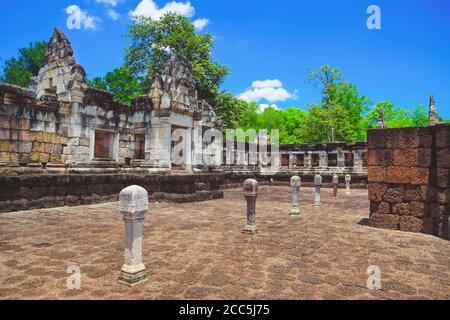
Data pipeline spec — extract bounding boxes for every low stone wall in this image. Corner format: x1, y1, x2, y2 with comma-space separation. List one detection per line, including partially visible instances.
0, 173, 224, 213
367, 124, 450, 239
222, 170, 368, 189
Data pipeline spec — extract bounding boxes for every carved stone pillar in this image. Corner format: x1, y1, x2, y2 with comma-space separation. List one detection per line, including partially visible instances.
290, 176, 301, 216
243, 179, 258, 234
118, 185, 149, 286
345, 174, 351, 195
333, 174, 339, 197
314, 174, 322, 207
319, 151, 328, 168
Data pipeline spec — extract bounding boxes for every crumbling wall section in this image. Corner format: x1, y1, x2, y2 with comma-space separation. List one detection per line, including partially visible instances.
0, 84, 65, 168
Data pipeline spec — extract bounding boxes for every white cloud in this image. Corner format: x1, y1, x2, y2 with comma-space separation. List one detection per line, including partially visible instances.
193, 18, 209, 31
66, 5, 102, 30
96, 0, 121, 6
107, 8, 121, 20
252, 79, 282, 89
238, 79, 295, 103
129, 0, 195, 20
258, 104, 280, 113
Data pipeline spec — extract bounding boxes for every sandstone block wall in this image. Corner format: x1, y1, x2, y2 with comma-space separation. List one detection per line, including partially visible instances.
367, 124, 450, 239
0, 173, 224, 213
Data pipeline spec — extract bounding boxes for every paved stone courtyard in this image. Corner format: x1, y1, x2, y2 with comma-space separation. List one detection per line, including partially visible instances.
0, 187, 449, 300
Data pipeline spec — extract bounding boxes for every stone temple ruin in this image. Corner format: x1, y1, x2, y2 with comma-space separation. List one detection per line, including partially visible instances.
0, 28, 369, 213
1, 24, 449, 301
1, 28, 447, 241
4, 28, 223, 173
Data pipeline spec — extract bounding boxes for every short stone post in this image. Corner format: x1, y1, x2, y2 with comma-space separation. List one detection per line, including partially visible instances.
118, 185, 149, 286
332, 174, 339, 197
314, 174, 322, 207
243, 179, 258, 234
290, 176, 301, 216
345, 174, 351, 195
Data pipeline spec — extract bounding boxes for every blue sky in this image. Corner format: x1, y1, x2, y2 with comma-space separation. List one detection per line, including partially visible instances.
0, 0, 449, 118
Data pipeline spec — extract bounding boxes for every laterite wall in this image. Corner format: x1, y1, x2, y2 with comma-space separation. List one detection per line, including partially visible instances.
367, 124, 450, 239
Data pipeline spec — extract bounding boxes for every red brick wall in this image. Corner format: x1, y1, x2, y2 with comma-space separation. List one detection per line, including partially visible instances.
367, 124, 450, 239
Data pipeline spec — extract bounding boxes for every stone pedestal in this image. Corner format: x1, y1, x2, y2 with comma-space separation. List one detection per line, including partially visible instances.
314, 174, 322, 207
118, 185, 149, 286
290, 176, 301, 216
243, 179, 258, 234
333, 174, 339, 197
345, 174, 351, 195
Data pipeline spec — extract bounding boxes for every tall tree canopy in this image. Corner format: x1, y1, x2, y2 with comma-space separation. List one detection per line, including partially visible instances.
299, 66, 371, 144
87, 67, 144, 105
124, 13, 229, 104
0, 41, 47, 88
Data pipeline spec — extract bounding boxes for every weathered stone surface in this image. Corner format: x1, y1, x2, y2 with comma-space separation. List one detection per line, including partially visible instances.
437, 169, 449, 188
368, 183, 388, 202
386, 128, 421, 149
119, 185, 149, 213
404, 186, 429, 202
368, 125, 450, 239
392, 203, 410, 216
393, 148, 431, 167
369, 213, 400, 230
367, 129, 387, 149
368, 166, 386, 182
410, 201, 426, 218
0, 140, 9, 152
383, 187, 405, 203
399, 216, 423, 233
437, 148, 450, 169
386, 167, 429, 185
370, 202, 391, 215
367, 149, 393, 167
0, 129, 10, 140
437, 190, 450, 204
436, 123, 450, 149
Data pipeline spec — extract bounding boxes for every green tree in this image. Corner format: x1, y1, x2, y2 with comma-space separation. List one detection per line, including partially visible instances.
125, 13, 229, 105
88, 67, 144, 105
301, 66, 370, 143
308, 64, 343, 105
0, 41, 47, 87
365, 102, 429, 128
210, 91, 250, 129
